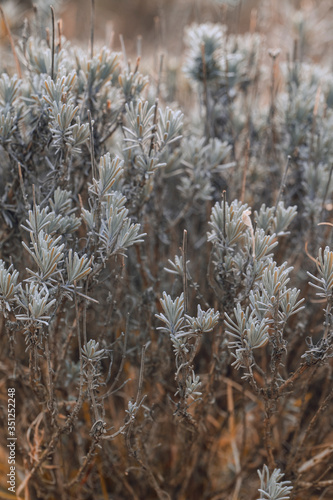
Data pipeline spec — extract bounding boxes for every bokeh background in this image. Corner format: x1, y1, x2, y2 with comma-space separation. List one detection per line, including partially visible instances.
2, 0, 333, 78
1, 0, 260, 51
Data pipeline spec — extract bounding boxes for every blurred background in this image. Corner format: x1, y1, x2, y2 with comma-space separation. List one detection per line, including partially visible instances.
1, 0, 333, 131
1, 0, 261, 54
1, 0, 333, 67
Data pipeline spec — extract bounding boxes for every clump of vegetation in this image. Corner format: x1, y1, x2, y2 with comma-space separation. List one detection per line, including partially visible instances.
0, 1, 333, 499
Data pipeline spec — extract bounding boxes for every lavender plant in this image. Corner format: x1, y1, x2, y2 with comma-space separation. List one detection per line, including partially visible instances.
0, 1, 333, 499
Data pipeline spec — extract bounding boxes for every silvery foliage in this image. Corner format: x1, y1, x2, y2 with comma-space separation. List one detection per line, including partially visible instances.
207, 199, 298, 305
122, 99, 183, 177
257, 465, 293, 500
183, 22, 262, 97
43, 73, 91, 155
22, 35, 65, 77
182, 21, 333, 233
226, 259, 304, 374
156, 292, 219, 402
10, 150, 145, 340
125, 400, 141, 422
17, 32, 173, 186
0, 73, 20, 145
207, 198, 304, 374
164, 255, 190, 277
2, 31, 183, 201
308, 246, 333, 298
82, 339, 107, 390
82, 339, 106, 364
21, 190, 80, 237
0, 111, 16, 143
186, 304, 220, 334
177, 136, 236, 204
306, 246, 333, 361
255, 203, 298, 237
18, 148, 145, 308
18, 49, 91, 162
66, 250, 92, 285
183, 370, 202, 400
183, 23, 226, 84
156, 292, 219, 339
21, 187, 89, 287
279, 62, 333, 219
164, 197, 303, 377
89, 154, 123, 197
16, 282, 56, 327
283, 62, 325, 150
118, 67, 149, 101
0, 260, 19, 307
17, 188, 92, 328
0, 31, 185, 343
83, 152, 146, 257
22, 230, 65, 282
77, 47, 120, 97
225, 303, 270, 368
